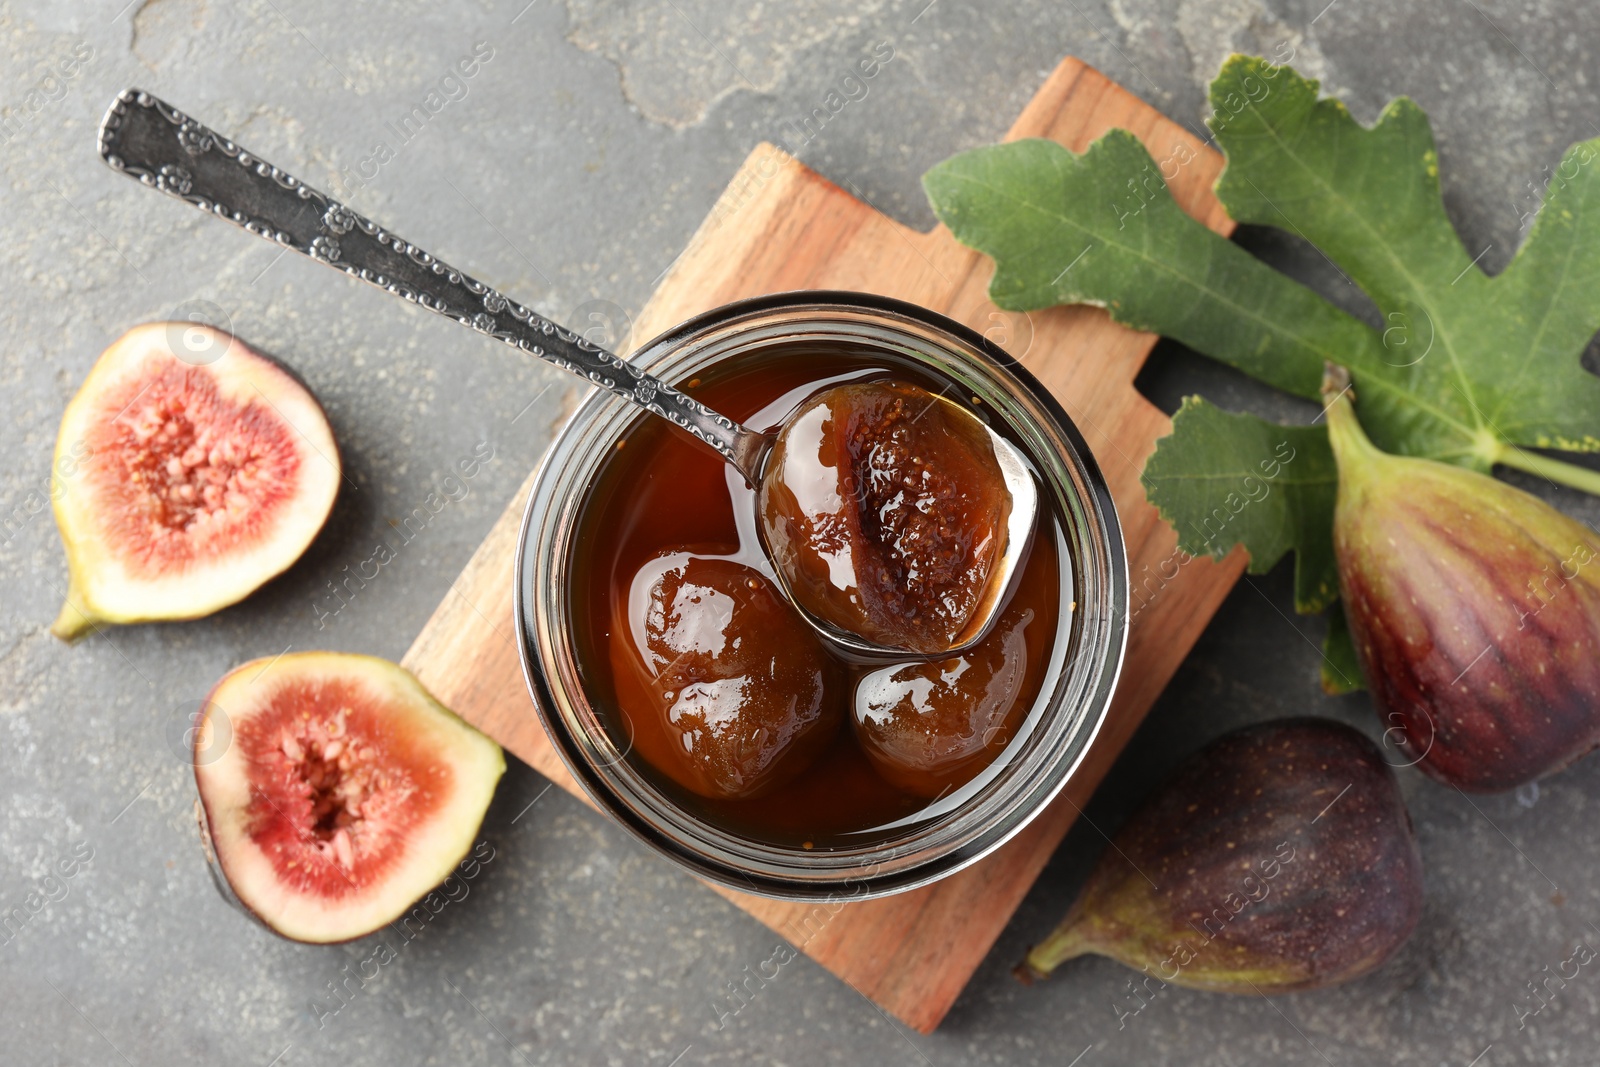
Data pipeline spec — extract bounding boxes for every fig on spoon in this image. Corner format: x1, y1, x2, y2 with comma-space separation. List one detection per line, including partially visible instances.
759, 380, 1034, 656
97, 89, 1035, 659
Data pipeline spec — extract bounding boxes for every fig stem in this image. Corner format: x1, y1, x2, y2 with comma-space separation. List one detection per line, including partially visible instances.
1496, 445, 1600, 497
1320, 367, 1381, 471
49, 597, 95, 642
1020, 911, 1097, 979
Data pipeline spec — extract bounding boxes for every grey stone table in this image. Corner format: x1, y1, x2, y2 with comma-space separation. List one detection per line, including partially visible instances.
3, 1, 1598, 1063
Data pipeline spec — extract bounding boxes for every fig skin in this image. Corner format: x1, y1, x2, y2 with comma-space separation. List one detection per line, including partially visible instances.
1325, 370, 1600, 792
50, 323, 340, 640
1022, 718, 1423, 994
194, 652, 504, 944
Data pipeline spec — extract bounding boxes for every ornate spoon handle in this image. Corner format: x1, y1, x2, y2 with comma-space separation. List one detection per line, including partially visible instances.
96, 89, 765, 480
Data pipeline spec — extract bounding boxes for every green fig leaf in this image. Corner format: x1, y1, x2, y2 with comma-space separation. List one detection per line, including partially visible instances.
920, 130, 1378, 401
1320, 600, 1364, 695
1141, 398, 1339, 613
924, 53, 1600, 621
1209, 56, 1600, 463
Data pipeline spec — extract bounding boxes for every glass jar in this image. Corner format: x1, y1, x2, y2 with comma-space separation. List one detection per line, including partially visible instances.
515, 292, 1127, 900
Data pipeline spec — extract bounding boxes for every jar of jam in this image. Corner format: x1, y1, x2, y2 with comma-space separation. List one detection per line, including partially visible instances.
516, 292, 1126, 899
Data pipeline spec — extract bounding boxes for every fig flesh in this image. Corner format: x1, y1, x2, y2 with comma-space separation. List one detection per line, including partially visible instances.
50, 323, 340, 640
194, 652, 504, 944
1325, 371, 1600, 791
758, 381, 1012, 656
609, 550, 842, 800
1022, 718, 1423, 994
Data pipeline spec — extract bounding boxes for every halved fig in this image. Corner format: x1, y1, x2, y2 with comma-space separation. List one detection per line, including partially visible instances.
194, 652, 505, 943
50, 322, 340, 640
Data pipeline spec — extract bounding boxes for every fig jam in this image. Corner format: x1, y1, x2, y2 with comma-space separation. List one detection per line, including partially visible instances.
569, 342, 1069, 848
609, 552, 842, 800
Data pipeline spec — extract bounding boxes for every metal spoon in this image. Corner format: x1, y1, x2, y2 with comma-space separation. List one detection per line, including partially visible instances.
95, 89, 1036, 658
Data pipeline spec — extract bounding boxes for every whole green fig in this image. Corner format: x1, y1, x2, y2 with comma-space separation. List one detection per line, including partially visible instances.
1325, 367, 1600, 791
1021, 718, 1422, 994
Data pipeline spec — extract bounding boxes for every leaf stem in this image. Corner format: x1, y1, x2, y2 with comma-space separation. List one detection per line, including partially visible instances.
1496, 447, 1600, 497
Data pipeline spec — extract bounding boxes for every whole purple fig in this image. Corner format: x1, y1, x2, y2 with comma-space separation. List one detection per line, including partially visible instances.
1324, 367, 1600, 792
1021, 718, 1423, 995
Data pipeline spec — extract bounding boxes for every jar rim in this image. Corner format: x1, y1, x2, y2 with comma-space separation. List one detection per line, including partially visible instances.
514, 290, 1128, 900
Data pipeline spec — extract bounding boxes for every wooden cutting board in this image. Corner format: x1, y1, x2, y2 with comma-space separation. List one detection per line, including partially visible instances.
401, 57, 1246, 1033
